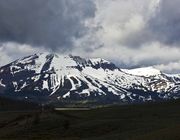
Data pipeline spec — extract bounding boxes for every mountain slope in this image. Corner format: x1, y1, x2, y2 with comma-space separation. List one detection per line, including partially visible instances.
0, 53, 180, 104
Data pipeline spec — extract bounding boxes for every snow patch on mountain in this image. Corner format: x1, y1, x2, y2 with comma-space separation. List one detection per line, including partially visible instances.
122, 67, 161, 77
0, 79, 5, 87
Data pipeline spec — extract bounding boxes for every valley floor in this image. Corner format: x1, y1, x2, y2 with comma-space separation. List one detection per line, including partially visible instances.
0, 100, 180, 140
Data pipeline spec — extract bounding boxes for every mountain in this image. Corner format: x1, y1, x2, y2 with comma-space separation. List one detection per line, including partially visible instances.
0, 53, 180, 105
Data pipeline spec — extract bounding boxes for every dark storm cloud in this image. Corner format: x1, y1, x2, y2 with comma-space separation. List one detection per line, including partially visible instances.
0, 0, 96, 50
148, 0, 180, 46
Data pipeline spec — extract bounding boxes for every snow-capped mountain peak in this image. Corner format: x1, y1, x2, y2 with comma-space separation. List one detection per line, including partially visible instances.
122, 67, 161, 77
0, 53, 180, 105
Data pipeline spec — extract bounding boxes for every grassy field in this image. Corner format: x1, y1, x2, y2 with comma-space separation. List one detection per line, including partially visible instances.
0, 100, 180, 140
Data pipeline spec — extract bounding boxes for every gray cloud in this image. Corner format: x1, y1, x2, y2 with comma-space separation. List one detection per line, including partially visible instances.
71, 0, 180, 73
1, 0, 180, 74
0, 0, 96, 51
118, 0, 180, 48
148, 0, 180, 46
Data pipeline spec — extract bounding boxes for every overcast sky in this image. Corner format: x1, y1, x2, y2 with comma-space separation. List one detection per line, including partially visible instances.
0, 0, 180, 73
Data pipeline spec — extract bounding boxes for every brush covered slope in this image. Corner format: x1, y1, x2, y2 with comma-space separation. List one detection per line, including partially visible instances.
0, 53, 180, 104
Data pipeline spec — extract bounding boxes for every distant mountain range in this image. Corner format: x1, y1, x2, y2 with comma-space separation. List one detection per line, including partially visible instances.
0, 53, 180, 105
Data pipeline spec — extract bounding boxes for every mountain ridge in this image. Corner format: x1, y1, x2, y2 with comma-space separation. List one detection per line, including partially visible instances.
0, 53, 180, 105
